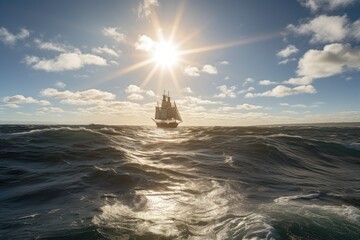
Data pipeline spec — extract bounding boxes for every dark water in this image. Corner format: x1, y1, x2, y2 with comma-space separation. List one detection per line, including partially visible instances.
0, 124, 359, 240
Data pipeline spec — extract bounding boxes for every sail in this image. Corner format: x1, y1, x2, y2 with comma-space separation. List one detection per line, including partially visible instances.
155, 106, 161, 119
173, 102, 182, 121
153, 92, 183, 127
160, 108, 167, 119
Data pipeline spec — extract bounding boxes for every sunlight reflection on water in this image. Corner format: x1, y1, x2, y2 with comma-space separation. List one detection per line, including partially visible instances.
92, 128, 278, 239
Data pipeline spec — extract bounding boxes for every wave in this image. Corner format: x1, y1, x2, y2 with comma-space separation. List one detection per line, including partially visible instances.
1, 125, 360, 239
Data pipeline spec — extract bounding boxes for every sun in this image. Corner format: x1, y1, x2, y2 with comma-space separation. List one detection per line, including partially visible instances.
102, 2, 277, 90
152, 41, 179, 68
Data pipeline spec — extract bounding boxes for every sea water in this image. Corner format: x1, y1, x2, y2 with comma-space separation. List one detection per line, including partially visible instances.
0, 124, 359, 239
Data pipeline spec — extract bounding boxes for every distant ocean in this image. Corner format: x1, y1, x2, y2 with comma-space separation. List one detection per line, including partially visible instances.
0, 124, 359, 239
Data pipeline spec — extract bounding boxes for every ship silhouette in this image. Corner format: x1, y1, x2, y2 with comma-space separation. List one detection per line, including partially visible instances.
152, 91, 182, 128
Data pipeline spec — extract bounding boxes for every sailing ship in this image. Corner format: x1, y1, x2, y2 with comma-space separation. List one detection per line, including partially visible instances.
152, 91, 182, 128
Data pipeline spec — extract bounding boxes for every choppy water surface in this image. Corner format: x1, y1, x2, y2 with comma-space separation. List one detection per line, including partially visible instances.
0, 124, 359, 239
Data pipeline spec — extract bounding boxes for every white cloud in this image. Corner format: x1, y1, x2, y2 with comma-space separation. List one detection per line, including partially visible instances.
298, 0, 355, 11
352, 20, 360, 41
135, 34, 155, 52
224, 76, 230, 80
177, 96, 222, 106
220, 60, 229, 65
3, 103, 20, 108
40, 88, 115, 105
125, 84, 143, 94
34, 38, 68, 52
243, 77, 254, 86
283, 76, 313, 85
3, 95, 50, 107
146, 90, 155, 97
137, 0, 159, 19
238, 86, 255, 94
124, 84, 155, 99
102, 27, 125, 42
202, 64, 218, 74
282, 110, 300, 115
0, 27, 29, 45
236, 104, 263, 110
278, 58, 297, 65
38, 107, 64, 113
24, 50, 107, 72
55, 81, 66, 89
127, 93, 144, 101
245, 85, 316, 98
110, 60, 119, 65
182, 87, 193, 94
92, 45, 120, 57
259, 80, 277, 85
287, 15, 350, 43
277, 45, 299, 58
297, 43, 360, 79
280, 103, 311, 108
215, 85, 236, 98
184, 65, 200, 77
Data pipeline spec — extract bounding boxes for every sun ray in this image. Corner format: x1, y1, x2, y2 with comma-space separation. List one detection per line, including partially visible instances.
169, 68, 180, 92
141, 64, 160, 88
150, 10, 164, 42
179, 32, 280, 56
157, 67, 165, 94
100, 58, 155, 85
176, 28, 201, 48
170, 0, 186, 43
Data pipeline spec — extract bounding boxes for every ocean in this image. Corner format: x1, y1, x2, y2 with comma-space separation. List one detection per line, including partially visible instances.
0, 124, 359, 239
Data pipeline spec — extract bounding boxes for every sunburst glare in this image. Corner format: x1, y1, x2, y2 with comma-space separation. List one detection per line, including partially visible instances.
152, 41, 179, 68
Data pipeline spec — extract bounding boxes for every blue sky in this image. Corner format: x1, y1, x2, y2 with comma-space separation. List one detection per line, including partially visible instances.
0, 0, 359, 125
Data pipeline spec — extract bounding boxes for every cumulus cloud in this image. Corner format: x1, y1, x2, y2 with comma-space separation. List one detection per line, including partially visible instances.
243, 77, 254, 86
3, 95, 50, 108
24, 50, 107, 72
182, 87, 193, 94
277, 45, 299, 58
220, 60, 229, 65
40, 88, 115, 105
34, 38, 69, 52
236, 104, 263, 110
245, 85, 316, 98
125, 84, 143, 94
102, 27, 125, 42
177, 96, 222, 106
0, 27, 29, 45
124, 84, 155, 99
38, 107, 64, 113
297, 43, 360, 79
352, 20, 360, 41
283, 76, 313, 85
280, 102, 320, 108
278, 58, 297, 65
202, 64, 218, 74
238, 86, 255, 94
298, 0, 355, 11
137, 0, 159, 19
55, 81, 66, 89
184, 65, 200, 77
127, 93, 144, 101
146, 90, 155, 97
215, 85, 236, 98
135, 34, 155, 52
287, 15, 356, 43
92, 45, 120, 57
259, 80, 277, 85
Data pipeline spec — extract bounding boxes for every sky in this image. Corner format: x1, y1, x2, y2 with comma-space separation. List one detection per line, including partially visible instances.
0, 0, 359, 126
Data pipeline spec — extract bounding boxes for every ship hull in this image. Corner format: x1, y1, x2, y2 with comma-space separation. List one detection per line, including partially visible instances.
156, 121, 179, 128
